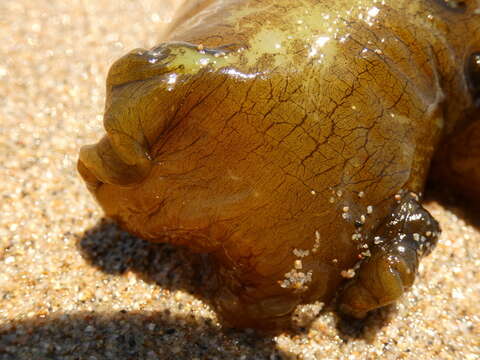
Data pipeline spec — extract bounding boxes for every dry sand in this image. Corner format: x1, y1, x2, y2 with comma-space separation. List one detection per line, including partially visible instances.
0, 0, 478, 359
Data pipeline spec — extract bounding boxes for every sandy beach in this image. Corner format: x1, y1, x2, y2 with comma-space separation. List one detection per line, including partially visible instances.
0, 0, 478, 358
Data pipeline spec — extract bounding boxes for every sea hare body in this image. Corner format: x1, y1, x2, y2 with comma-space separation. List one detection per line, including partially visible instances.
78, 0, 480, 329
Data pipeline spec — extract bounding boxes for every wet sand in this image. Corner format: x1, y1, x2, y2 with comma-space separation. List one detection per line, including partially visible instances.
0, 0, 478, 358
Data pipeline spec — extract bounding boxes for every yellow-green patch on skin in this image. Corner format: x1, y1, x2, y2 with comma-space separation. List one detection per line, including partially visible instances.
159, 43, 236, 74
246, 28, 288, 68
236, 2, 344, 69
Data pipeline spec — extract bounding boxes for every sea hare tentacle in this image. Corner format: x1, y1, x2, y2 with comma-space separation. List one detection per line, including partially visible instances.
338, 192, 440, 318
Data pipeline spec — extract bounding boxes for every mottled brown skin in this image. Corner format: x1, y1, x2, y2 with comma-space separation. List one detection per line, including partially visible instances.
78, 0, 480, 329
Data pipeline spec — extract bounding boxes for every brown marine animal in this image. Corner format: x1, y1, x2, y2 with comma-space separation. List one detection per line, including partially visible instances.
78, 0, 480, 329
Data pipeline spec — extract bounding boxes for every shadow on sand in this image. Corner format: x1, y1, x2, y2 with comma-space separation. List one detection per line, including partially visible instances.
0, 309, 284, 359
0, 221, 285, 359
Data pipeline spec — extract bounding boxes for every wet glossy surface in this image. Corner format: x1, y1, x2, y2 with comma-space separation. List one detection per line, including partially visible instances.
78, 0, 480, 329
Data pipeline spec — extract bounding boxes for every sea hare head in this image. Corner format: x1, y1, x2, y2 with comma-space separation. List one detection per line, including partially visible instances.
79, 0, 480, 329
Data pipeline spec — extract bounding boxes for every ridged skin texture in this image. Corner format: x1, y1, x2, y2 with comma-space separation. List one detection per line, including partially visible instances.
78, 0, 480, 329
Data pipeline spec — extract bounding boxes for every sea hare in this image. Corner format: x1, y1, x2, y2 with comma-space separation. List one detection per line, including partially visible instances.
78, 0, 480, 329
